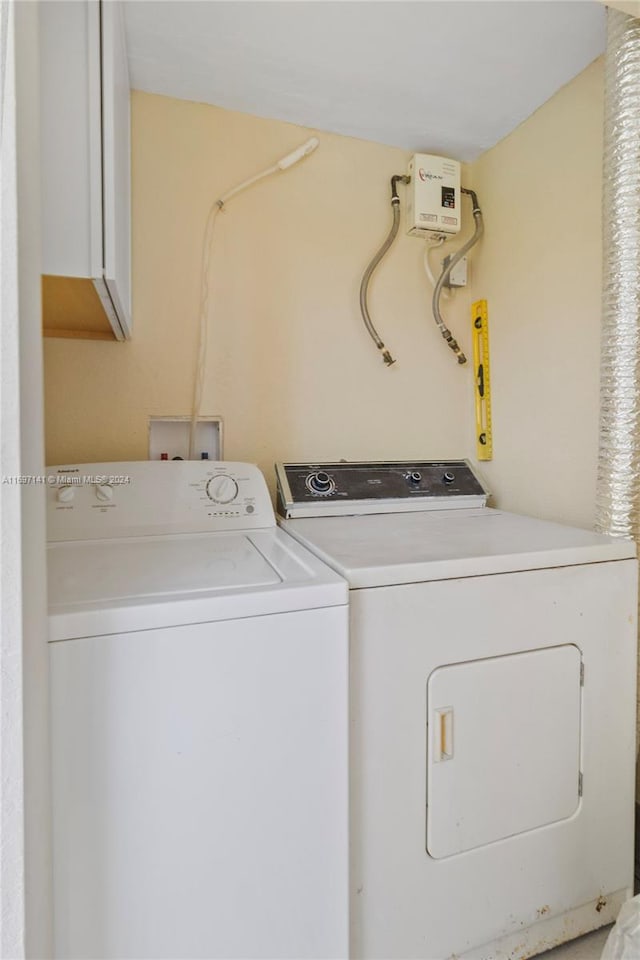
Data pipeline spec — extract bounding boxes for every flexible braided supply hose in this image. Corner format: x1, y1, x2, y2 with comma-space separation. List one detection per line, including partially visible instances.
359, 175, 409, 366
431, 189, 484, 365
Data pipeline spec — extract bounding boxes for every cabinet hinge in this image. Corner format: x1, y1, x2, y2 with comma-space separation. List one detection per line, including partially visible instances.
578, 772, 584, 797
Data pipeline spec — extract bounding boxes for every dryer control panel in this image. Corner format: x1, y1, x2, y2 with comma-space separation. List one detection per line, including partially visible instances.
276, 460, 488, 518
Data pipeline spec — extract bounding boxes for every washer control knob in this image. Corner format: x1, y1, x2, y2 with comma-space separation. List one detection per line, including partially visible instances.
407, 471, 422, 484
95, 483, 114, 502
306, 471, 335, 495
443, 471, 456, 484
56, 484, 75, 503
207, 475, 239, 504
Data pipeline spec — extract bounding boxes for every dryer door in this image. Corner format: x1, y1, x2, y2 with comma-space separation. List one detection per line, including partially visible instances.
426, 644, 582, 859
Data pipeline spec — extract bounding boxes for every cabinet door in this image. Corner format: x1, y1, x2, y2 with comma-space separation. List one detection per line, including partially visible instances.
101, 0, 132, 338
40, 0, 103, 279
426, 644, 582, 859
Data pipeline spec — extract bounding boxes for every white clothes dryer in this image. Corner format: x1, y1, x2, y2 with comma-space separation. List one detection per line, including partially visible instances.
47, 461, 349, 960
276, 459, 638, 960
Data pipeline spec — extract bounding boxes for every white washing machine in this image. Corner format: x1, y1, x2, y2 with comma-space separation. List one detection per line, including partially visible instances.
46, 461, 349, 960
276, 459, 638, 960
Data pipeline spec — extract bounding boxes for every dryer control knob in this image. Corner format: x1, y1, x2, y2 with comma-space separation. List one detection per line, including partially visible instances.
306, 471, 335, 495
207, 475, 239, 504
95, 483, 114, 502
56, 484, 75, 503
407, 471, 422, 484
443, 472, 456, 484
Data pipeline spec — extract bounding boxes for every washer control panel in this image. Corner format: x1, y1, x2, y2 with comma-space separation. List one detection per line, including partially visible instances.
47, 461, 275, 541
276, 460, 488, 518
207, 474, 239, 504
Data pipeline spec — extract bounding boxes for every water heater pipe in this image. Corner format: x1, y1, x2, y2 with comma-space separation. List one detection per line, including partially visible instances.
359, 174, 410, 366
431, 188, 484, 365
189, 138, 319, 459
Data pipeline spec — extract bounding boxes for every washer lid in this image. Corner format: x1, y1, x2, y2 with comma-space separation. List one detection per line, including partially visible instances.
280, 508, 637, 588
48, 528, 347, 641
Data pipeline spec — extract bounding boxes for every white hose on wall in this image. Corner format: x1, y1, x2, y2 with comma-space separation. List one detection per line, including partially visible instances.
188, 137, 319, 459
596, 8, 640, 540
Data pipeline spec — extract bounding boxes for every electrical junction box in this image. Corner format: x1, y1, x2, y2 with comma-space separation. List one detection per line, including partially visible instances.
406, 154, 461, 239
443, 254, 468, 288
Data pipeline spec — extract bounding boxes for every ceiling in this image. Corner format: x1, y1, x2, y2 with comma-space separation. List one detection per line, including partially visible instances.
124, 1, 606, 162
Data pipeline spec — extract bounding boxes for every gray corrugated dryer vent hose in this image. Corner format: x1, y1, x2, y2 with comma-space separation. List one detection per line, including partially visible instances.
596, 8, 640, 797
596, 8, 640, 542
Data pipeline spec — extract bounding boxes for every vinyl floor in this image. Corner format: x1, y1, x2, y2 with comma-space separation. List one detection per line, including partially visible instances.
533, 925, 611, 960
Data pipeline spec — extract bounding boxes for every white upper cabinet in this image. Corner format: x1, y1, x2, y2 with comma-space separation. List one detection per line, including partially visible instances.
101, 1, 131, 334
40, 0, 131, 340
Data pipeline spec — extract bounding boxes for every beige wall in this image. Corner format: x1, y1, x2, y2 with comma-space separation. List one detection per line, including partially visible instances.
599, 1, 640, 18
44, 60, 604, 523
471, 57, 604, 529
44, 93, 476, 489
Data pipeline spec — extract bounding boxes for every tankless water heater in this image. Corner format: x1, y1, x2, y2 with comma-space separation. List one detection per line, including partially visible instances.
406, 153, 461, 239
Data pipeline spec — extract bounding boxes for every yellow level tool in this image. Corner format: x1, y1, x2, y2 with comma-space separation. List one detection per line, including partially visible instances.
472, 299, 493, 461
